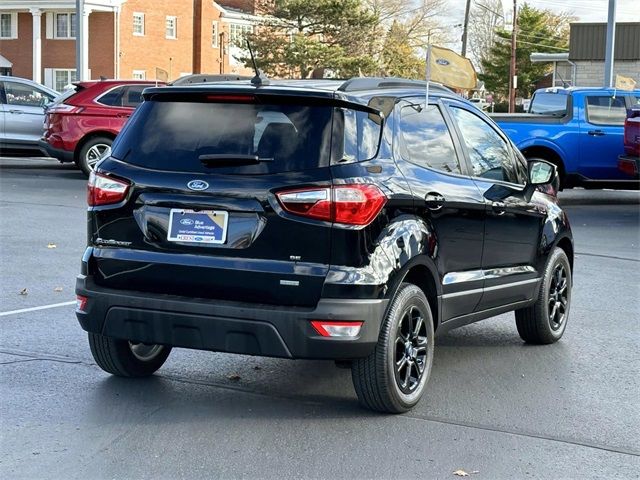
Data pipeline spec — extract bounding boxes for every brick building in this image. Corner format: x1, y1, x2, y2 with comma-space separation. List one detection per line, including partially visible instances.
0, 0, 258, 91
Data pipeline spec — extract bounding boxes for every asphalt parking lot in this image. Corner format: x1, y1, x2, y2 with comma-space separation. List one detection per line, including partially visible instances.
1, 157, 639, 479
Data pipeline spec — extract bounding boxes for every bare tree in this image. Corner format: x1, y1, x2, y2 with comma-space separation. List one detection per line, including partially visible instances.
364, 0, 450, 52
468, 0, 504, 72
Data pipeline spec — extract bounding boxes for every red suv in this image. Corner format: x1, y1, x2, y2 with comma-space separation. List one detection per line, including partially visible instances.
40, 80, 161, 175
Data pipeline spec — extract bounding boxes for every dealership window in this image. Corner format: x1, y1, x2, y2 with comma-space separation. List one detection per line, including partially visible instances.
133, 12, 144, 36
165, 16, 177, 39
0, 12, 18, 39
55, 12, 76, 39
54, 69, 77, 92
132, 70, 146, 80
229, 23, 252, 47
212, 21, 219, 47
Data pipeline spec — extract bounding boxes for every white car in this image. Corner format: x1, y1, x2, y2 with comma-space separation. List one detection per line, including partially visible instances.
0, 76, 58, 153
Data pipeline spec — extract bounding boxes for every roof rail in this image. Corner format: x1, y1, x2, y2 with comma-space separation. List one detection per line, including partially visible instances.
338, 77, 452, 93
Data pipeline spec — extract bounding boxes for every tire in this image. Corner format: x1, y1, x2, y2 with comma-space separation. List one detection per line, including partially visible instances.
88, 333, 171, 377
77, 136, 112, 176
351, 283, 435, 413
515, 247, 572, 344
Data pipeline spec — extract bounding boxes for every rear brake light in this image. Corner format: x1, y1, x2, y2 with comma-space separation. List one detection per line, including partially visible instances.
87, 172, 130, 206
47, 104, 84, 114
276, 184, 386, 226
205, 94, 255, 103
311, 320, 363, 337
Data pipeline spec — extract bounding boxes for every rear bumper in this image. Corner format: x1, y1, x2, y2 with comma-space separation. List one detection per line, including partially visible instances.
38, 139, 74, 163
75, 275, 388, 360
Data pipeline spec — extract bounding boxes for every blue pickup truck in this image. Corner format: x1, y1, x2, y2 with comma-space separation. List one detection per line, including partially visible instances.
492, 87, 640, 189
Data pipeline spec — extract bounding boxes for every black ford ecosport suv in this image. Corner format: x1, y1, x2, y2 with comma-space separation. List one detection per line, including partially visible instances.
76, 77, 573, 413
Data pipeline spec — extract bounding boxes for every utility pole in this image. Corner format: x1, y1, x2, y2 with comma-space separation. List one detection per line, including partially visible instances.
461, 0, 472, 57
603, 0, 616, 87
508, 0, 517, 113
75, 0, 84, 80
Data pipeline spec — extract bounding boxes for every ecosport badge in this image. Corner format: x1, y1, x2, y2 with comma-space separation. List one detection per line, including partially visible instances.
187, 180, 209, 191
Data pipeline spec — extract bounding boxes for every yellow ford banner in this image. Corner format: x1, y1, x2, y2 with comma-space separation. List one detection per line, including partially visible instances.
615, 74, 637, 91
428, 45, 477, 90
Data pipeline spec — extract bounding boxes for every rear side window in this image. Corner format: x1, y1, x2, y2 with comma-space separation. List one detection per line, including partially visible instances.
585, 95, 627, 126
398, 104, 461, 175
98, 85, 147, 107
122, 85, 146, 107
97, 86, 125, 106
341, 108, 381, 163
530, 93, 568, 116
111, 99, 334, 174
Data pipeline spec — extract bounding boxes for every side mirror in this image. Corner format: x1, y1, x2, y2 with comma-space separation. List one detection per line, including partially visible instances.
528, 160, 556, 185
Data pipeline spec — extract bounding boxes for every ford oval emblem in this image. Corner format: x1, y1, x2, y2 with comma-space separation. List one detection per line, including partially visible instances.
436, 58, 450, 66
187, 180, 209, 191
180, 218, 195, 226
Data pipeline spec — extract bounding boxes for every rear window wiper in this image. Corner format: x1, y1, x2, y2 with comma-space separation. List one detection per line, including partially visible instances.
198, 154, 274, 167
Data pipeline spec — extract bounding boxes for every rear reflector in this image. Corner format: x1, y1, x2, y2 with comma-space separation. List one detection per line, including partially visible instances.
276, 184, 386, 226
310, 321, 363, 337
76, 295, 88, 313
87, 172, 130, 206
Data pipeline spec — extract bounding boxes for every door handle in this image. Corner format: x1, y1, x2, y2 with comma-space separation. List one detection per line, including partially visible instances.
116, 113, 131, 118
588, 130, 605, 136
425, 192, 445, 211
491, 201, 506, 215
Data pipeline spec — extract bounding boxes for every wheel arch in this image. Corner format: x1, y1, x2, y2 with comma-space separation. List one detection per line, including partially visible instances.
385, 256, 441, 330
555, 236, 574, 273
74, 131, 117, 163
521, 145, 566, 182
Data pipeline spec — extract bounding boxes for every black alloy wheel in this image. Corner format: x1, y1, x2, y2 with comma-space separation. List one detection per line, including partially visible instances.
394, 305, 429, 394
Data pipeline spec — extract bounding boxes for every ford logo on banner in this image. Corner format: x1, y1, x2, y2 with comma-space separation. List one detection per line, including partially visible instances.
187, 180, 209, 191
435, 58, 450, 66
180, 218, 195, 226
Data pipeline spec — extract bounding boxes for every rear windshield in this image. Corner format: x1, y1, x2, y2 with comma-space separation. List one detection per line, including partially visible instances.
111, 99, 335, 174
529, 92, 568, 116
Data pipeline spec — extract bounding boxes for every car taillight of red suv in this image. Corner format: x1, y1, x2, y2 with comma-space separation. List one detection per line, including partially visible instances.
39, 79, 162, 176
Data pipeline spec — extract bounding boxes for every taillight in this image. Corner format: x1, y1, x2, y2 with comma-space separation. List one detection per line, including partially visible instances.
46, 103, 84, 114
87, 172, 130, 206
618, 158, 638, 177
276, 184, 386, 226
311, 320, 363, 337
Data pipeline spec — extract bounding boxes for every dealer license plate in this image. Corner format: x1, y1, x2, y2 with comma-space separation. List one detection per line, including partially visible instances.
167, 209, 228, 244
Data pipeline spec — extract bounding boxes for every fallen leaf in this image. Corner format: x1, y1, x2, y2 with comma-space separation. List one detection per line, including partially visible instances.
19, 288, 28, 296
47, 243, 57, 249
453, 470, 470, 477
227, 374, 241, 381
54, 287, 63, 292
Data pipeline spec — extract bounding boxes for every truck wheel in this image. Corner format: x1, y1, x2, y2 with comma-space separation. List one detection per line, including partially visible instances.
88, 332, 171, 377
77, 136, 112, 176
351, 283, 434, 413
515, 247, 572, 344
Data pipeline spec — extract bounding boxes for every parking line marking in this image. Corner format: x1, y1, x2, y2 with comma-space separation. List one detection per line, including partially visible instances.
0, 301, 76, 317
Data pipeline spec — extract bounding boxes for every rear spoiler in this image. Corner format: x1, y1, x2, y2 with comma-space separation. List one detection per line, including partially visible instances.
140, 87, 385, 120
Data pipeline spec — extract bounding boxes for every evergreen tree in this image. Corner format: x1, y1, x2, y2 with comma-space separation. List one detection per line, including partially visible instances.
479, 3, 570, 99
